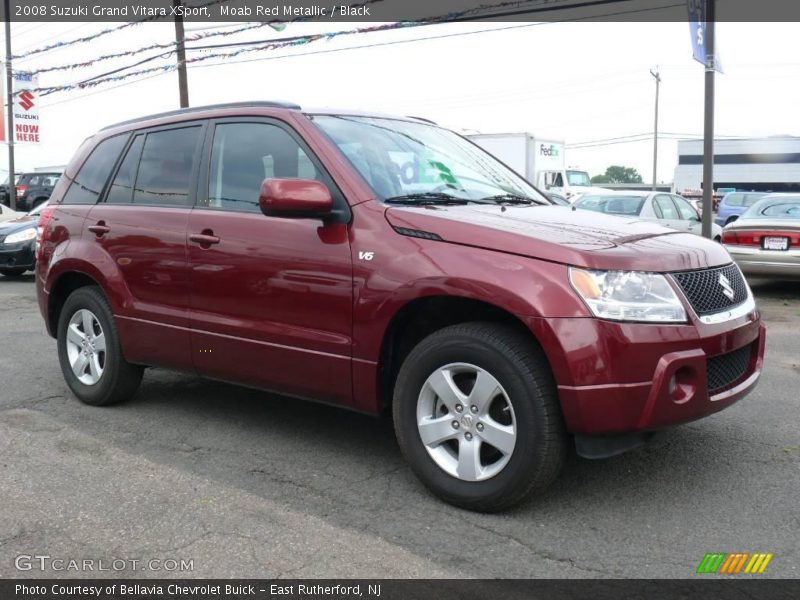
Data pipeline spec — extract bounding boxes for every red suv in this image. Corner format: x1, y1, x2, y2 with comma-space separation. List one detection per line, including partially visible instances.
36, 102, 765, 511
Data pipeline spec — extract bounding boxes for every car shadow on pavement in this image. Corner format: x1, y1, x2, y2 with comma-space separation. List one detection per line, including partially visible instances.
34, 363, 777, 577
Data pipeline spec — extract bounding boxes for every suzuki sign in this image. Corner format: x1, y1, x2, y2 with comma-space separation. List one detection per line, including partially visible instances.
12, 73, 40, 144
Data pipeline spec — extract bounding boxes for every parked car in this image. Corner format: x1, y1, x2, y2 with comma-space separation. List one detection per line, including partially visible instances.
0, 172, 61, 212
0, 201, 47, 277
722, 194, 800, 279
0, 203, 23, 223
573, 191, 724, 240
545, 191, 570, 206
36, 102, 765, 511
715, 191, 768, 227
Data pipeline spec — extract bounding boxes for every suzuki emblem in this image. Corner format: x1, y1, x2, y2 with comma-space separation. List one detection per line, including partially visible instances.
719, 274, 735, 301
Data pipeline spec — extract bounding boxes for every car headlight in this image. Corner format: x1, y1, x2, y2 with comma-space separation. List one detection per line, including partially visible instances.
4, 228, 37, 245
569, 267, 687, 323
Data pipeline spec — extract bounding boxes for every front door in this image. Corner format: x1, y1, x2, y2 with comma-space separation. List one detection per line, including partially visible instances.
187, 119, 354, 404
653, 194, 683, 230
672, 195, 703, 234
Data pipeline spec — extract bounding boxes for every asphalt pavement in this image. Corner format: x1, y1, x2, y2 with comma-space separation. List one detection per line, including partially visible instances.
0, 274, 798, 579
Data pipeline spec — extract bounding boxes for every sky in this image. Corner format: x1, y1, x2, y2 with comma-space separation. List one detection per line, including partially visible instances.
2, 19, 799, 184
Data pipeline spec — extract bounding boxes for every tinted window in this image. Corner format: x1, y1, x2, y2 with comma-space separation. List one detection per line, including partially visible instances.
133, 127, 201, 206
107, 135, 144, 204
207, 122, 321, 213
654, 195, 679, 219
724, 192, 744, 207
673, 196, 698, 220
62, 134, 128, 204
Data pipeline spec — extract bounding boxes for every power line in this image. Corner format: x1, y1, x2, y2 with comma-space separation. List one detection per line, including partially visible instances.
33, 0, 684, 102
9, 0, 235, 60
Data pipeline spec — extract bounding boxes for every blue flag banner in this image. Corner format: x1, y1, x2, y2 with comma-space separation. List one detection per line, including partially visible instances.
687, 0, 723, 72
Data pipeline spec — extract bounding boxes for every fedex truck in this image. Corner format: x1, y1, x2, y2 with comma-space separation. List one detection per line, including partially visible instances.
468, 133, 604, 200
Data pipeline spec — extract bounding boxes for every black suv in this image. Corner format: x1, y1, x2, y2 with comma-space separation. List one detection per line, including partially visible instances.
0, 172, 61, 212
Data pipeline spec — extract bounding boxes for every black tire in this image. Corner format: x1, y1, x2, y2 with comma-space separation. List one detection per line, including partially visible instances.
57, 286, 143, 406
32, 197, 48, 209
0, 268, 27, 277
393, 322, 567, 512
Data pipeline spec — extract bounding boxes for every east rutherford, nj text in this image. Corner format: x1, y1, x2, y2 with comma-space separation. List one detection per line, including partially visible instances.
220, 4, 371, 17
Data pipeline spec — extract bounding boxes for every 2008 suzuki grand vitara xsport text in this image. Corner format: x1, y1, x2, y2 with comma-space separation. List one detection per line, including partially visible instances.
36, 102, 765, 511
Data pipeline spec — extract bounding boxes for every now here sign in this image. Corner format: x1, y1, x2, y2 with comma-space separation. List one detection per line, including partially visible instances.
12, 72, 41, 144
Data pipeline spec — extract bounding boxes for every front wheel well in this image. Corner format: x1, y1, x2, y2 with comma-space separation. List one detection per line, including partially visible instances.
378, 296, 548, 412
47, 272, 102, 338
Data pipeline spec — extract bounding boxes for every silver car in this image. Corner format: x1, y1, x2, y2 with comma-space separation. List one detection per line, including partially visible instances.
722, 194, 800, 279
573, 191, 723, 240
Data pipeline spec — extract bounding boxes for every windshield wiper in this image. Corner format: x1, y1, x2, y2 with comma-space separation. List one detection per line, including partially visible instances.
384, 193, 491, 205
479, 193, 545, 205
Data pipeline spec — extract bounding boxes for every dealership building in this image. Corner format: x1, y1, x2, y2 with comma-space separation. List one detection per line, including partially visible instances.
673, 136, 800, 194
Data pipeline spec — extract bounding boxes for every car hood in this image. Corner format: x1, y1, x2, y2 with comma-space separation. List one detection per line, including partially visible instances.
385, 204, 732, 272
0, 215, 36, 235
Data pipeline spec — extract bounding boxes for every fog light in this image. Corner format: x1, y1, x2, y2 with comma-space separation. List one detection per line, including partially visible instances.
670, 367, 696, 405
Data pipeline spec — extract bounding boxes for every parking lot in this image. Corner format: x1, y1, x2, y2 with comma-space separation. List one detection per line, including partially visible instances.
0, 274, 797, 579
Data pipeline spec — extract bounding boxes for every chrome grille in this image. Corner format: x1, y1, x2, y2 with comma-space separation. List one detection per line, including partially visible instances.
672, 264, 748, 316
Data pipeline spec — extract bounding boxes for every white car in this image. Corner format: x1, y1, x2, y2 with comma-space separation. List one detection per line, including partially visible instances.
0, 204, 23, 223
573, 191, 724, 240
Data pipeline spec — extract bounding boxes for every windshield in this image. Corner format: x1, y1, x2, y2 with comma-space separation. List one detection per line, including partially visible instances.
574, 194, 646, 216
566, 170, 591, 187
312, 115, 548, 203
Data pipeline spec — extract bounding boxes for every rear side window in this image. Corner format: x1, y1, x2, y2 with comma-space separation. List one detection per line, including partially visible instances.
133, 126, 201, 206
725, 193, 744, 207
62, 134, 128, 204
742, 193, 764, 207
107, 135, 144, 204
206, 122, 321, 213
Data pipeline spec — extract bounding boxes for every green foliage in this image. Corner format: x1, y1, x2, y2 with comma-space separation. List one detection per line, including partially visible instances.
592, 165, 643, 184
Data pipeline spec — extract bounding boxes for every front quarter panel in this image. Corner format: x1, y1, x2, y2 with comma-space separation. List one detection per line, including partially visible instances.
350, 201, 589, 362
348, 201, 589, 412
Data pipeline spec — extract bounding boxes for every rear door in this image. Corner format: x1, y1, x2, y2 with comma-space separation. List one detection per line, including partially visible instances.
186, 118, 354, 404
85, 122, 205, 371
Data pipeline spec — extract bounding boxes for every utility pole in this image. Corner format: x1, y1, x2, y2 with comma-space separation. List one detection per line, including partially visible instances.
173, 0, 189, 108
4, 0, 16, 210
650, 67, 660, 191
701, 0, 715, 239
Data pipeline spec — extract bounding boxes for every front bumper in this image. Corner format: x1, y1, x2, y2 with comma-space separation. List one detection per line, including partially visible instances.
0, 242, 36, 271
524, 307, 765, 435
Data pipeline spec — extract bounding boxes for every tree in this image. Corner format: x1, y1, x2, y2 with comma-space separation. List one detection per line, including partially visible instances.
592, 165, 643, 184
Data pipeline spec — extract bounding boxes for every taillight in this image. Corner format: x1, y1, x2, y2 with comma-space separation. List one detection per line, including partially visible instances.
36, 206, 56, 261
15, 184, 27, 196
722, 230, 800, 247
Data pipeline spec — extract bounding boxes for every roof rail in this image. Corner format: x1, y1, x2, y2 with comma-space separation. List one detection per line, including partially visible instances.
100, 101, 302, 131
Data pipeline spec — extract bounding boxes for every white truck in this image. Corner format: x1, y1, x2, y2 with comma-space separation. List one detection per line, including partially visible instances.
468, 132, 603, 200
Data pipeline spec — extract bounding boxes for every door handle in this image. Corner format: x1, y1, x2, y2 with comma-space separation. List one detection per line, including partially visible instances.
189, 231, 220, 246
88, 222, 110, 236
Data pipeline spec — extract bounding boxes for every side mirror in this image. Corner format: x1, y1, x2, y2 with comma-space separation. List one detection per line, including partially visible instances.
259, 178, 334, 219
